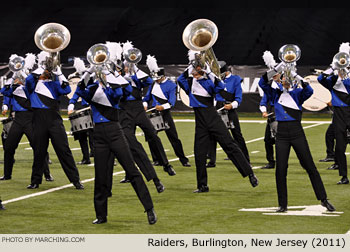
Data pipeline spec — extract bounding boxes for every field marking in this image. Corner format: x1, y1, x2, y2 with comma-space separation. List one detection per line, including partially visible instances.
2, 171, 126, 205
240, 205, 343, 217
346, 229, 350, 235
251, 151, 260, 154
1, 122, 325, 206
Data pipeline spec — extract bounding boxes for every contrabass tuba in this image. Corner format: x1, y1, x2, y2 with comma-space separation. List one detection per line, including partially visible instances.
34, 23, 71, 72
182, 19, 221, 78
278, 44, 301, 84
86, 43, 110, 86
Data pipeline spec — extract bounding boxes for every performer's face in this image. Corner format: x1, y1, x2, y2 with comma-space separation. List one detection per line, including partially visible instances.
282, 76, 291, 89
272, 73, 281, 82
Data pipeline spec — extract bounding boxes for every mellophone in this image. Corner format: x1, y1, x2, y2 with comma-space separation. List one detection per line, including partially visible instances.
69, 107, 94, 133
146, 107, 170, 132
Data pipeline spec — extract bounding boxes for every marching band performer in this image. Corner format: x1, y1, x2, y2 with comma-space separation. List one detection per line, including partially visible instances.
259, 51, 335, 212
206, 61, 251, 166
25, 51, 83, 189
118, 42, 176, 177
143, 55, 190, 167
259, 92, 276, 169
177, 51, 259, 193
75, 60, 157, 225
0, 54, 53, 182
67, 58, 95, 165
104, 42, 165, 193
317, 44, 350, 185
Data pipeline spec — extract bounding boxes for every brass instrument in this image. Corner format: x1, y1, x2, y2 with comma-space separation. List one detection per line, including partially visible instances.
278, 44, 301, 85
8, 56, 25, 83
86, 43, 110, 86
34, 23, 71, 72
333, 51, 350, 70
123, 48, 142, 75
182, 19, 221, 78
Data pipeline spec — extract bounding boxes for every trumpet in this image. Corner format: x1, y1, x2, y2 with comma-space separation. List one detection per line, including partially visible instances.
182, 19, 221, 78
34, 23, 71, 72
123, 48, 142, 75
86, 43, 110, 86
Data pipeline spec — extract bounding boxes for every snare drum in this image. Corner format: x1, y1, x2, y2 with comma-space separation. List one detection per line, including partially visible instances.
148, 111, 169, 132
218, 110, 235, 129
1, 117, 14, 139
69, 107, 94, 133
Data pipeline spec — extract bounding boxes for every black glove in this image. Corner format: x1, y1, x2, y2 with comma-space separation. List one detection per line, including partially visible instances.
61, 81, 69, 89
77, 80, 86, 90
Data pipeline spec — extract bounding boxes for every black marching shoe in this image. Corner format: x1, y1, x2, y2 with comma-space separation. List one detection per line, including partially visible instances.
77, 159, 91, 165
206, 162, 216, 168
321, 199, 336, 212
182, 162, 191, 167
27, 183, 39, 189
0, 176, 11, 180
249, 174, 259, 187
319, 157, 335, 162
89, 152, 94, 158
163, 164, 176, 176
120, 177, 131, 183
262, 163, 275, 169
45, 175, 54, 182
337, 176, 349, 185
193, 185, 209, 193
146, 208, 157, 225
92, 217, 107, 224
73, 181, 84, 189
0, 200, 5, 210
327, 164, 339, 170
276, 206, 287, 212
154, 181, 165, 193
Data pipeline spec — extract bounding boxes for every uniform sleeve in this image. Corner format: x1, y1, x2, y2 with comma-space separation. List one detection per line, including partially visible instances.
69, 91, 80, 104
233, 77, 243, 105
167, 84, 177, 107
25, 74, 37, 94
142, 84, 152, 103
317, 73, 337, 91
299, 83, 314, 103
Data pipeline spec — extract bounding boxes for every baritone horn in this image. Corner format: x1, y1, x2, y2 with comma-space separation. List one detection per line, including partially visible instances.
124, 48, 142, 75
34, 23, 71, 71
86, 43, 110, 86
182, 19, 221, 78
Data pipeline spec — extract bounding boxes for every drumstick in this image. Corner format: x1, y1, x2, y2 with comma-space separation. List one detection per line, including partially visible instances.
146, 107, 157, 113
217, 106, 225, 112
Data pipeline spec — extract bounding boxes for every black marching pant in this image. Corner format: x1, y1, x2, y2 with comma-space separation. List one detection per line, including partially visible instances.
207, 108, 250, 163
275, 121, 327, 207
93, 121, 153, 219
3, 111, 50, 178
30, 109, 80, 184
333, 107, 350, 177
148, 110, 189, 165
74, 129, 94, 161
325, 122, 335, 159
193, 107, 253, 188
264, 120, 276, 165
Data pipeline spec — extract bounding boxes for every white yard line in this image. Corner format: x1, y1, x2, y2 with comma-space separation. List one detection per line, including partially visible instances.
2, 171, 125, 205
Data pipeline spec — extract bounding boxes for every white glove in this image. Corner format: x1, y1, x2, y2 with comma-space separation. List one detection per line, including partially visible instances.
259, 105, 267, 113
231, 101, 239, 109
291, 70, 304, 82
67, 104, 75, 111
274, 62, 285, 73
323, 68, 334, 75
143, 102, 148, 108
52, 66, 62, 76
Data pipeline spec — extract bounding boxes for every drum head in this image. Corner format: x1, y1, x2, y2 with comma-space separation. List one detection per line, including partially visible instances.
67, 77, 82, 101
302, 75, 332, 111
179, 88, 191, 108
